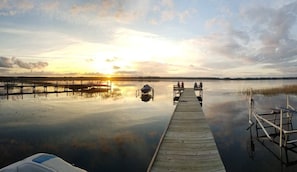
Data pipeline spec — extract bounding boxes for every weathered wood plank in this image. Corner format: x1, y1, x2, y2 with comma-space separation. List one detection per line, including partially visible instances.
147, 88, 225, 172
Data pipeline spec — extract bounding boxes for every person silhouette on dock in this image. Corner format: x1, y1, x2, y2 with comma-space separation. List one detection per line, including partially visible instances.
181, 82, 184, 88
194, 82, 198, 88
177, 81, 180, 88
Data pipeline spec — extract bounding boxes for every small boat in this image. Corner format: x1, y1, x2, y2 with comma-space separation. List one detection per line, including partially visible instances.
141, 84, 152, 93
0, 153, 86, 172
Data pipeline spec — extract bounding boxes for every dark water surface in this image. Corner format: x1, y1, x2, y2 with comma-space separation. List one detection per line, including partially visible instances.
1, 80, 297, 172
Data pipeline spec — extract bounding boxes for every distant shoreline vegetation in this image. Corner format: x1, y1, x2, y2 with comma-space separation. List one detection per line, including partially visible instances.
243, 85, 297, 96
0, 76, 297, 82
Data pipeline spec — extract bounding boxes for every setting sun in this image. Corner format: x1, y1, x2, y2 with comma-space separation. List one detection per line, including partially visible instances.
90, 61, 114, 75
1, 1, 296, 78
2, 0, 297, 171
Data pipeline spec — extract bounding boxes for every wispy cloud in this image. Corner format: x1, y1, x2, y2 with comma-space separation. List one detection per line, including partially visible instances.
0, 56, 48, 69
106, 57, 119, 63
1, 1, 297, 77
197, 1, 297, 76
113, 70, 138, 76
113, 65, 120, 70
243, 1, 297, 61
61, 1, 151, 24
0, 0, 34, 16
0, 56, 13, 68
85, 58, 94, 63
0, 0, 150, 24
150, 0, 195, 24
12, 57, 48, 69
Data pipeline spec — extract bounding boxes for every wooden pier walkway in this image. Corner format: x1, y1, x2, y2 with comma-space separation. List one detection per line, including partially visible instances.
147, 88, 225, 172
0, 80, 111, 97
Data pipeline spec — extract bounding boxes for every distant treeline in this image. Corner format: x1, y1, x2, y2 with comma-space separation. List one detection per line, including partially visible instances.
0, 76, 297, 82
242, 84, 297, 95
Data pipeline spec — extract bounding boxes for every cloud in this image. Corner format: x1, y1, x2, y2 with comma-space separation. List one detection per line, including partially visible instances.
178, 9, 193, 23
198, 1, 297, 76
12, 57, 48, 69
150, 0, 195, 24
113, 66, 120, 70
242, 1, 297, 59
161, 0, 174, 8
0, 0, 150, 24
31, 61, 48, 69
110, 61, 172, 76
0, 56, 13, 68
86, 58, 94, 63
0, 0, 34, 16
40, 1, 60, 13
113, 70, 138, 76
161, 10, 175, 22
131, 61, 192, 76
68, 0, 150, 24
0, 56, 48, 69
12, 57, 32, 69
0, 67, 10, 73
106, 57, 119, 62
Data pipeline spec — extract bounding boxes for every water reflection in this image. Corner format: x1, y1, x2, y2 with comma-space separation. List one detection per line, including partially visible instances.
202, 79, 297, 172
246, 93, 297, 169
140, 94, 153, 102
0, 81, 174, 172
247, 127, 297, 167
1, 79, 297, 171
0, 86, 122, 101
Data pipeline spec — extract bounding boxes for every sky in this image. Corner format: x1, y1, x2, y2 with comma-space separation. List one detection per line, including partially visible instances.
0, 0, 297, 77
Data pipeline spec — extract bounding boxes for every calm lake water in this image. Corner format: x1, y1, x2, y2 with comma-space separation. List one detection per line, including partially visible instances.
1, 79, 297, 172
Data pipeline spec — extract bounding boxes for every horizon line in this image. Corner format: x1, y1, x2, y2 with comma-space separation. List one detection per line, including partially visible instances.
1, 76, 297, 81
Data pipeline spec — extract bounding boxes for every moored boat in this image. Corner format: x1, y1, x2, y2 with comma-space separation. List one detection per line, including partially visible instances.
141, 84, 152, 93
0, 153, 86, 172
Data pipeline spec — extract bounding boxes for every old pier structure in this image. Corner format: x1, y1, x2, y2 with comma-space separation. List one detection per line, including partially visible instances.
0, 79, 111, 98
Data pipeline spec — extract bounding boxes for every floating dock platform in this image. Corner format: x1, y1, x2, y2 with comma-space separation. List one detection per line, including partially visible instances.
147, 88, 225, 172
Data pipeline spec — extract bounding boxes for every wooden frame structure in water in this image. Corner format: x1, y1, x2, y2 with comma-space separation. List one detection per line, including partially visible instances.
249, 92, 297, 148
0, 80, 112, 99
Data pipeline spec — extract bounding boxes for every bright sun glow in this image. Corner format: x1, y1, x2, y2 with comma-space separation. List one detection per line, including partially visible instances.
92, 61, 114, 75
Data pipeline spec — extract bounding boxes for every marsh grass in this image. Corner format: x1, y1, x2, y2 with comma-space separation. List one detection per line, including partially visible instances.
243, 84, 297, 96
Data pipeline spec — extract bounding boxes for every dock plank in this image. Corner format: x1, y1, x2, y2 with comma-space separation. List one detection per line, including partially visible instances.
147, 88, 225, 172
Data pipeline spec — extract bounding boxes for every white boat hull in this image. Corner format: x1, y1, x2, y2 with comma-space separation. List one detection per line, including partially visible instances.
0, 153, 86, 172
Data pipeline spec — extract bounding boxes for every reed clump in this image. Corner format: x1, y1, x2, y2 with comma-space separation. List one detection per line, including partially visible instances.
244, 84, 297, 96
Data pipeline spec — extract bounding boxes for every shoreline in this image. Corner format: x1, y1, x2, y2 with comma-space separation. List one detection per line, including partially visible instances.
1, 76, 297, 82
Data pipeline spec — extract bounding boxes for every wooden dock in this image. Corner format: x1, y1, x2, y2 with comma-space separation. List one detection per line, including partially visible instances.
0, 80, 111, 97
147, 88, 225, 172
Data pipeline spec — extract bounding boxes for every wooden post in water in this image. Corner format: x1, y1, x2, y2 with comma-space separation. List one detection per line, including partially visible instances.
55, 81, 58, 93
44, 85, 47, 93
279, 109, 283, 147
65, 80, 68, 92
81, 80, 83, 96
6, 82, 9, 100
20, 83, 24, 94
72, 80, 74, 95
32, 84, 36, 94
